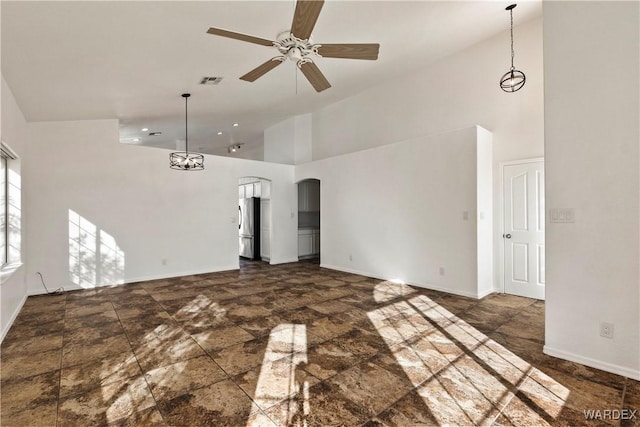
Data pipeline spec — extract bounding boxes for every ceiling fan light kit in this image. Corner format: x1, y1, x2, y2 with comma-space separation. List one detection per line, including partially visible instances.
500, 4, 526, 93
206, 0, 380, 93
170, 93, 204, 171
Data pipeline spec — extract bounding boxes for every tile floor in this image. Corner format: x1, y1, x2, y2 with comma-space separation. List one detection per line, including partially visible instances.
1, 260, 638, 426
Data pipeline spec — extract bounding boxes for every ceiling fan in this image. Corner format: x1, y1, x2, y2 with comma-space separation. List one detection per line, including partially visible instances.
206, 0, 380, 92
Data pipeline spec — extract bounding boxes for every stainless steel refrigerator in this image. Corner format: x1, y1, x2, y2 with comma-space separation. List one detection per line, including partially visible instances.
239, 197, 261, 260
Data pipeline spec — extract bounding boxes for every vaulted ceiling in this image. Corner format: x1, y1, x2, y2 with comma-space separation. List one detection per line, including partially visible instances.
2, 1, 541, 158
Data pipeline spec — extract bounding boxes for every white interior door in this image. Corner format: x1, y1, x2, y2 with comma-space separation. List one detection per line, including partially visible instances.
503, 160, 545, 300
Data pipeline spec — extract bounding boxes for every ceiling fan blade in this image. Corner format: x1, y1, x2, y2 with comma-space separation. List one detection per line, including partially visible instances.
291, 0, 324, 40
317, 43, 380, 60
207, 27, 274, 47
299, 61, 331, 92
240, 59, 284, 82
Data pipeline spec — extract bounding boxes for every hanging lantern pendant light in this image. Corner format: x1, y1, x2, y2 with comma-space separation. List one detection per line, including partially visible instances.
500, 4, 526, 93
170, 93, 204, 170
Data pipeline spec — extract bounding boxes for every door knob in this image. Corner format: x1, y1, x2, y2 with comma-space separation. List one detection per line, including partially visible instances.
504, 233, 512, 239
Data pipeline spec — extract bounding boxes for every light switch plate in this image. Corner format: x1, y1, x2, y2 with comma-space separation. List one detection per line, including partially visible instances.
550, 208, 575, 223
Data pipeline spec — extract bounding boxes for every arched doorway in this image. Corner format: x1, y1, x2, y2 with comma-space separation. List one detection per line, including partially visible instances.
238, 177, 272, 264
297, 178, 320, 263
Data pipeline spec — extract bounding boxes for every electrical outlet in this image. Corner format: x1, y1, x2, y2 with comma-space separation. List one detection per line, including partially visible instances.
600, 322, 614, 339
439, 267, 445, 276
161, 259, 168, 266
349, 254, 353, 262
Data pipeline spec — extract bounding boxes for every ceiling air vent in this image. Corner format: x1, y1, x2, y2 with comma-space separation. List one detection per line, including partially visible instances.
200, 76, 223, 85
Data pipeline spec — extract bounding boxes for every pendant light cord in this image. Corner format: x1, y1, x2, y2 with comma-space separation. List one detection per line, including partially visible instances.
500, 4, 525, 92
36, 272, 64, 295
510, 8, 515, 70
184, 95, 189, 154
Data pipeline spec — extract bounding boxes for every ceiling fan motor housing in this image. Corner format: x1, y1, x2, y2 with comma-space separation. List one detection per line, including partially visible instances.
274, 31, 319, 62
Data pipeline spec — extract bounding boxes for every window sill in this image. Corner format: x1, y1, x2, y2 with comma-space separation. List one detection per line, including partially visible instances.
0, 262, 24, 285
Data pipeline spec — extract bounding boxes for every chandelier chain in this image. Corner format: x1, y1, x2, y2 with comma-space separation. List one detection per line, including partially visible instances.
184, 95, 189, 153
499, 4, 525, 93
510, 8, 515, 70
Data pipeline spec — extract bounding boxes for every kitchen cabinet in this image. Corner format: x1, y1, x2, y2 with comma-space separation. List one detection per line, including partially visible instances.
298, 180, 320, 212
313, 229, 320, 254
245, 183, 254, 198
239, 180, 270, 199
253, 182, 261, 198
298, 228, 320, 258
261, 180, 271, 199
298, 230, 313, 257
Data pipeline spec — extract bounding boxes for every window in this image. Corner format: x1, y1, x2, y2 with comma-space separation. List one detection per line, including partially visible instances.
0, 153, 6, 267
0, 143, 18, 269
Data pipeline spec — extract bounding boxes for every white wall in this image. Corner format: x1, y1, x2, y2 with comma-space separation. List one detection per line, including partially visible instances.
297, 126, 492, 298
310, 18, 543, 292
0, 77, 28, 341
264, 114, 312, 165
293, 114, 312, 165
477, 127, 494, 297
543, 1, 639, 379
236, 144, 264, 162
264, 117, 295, 165
24, 119, 298, 295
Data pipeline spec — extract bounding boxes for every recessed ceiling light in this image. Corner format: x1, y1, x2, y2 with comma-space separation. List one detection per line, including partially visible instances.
217, 131, 223, 135
133, 138, 140, 142
233, 123, 239, 127
141, 128, 149, 132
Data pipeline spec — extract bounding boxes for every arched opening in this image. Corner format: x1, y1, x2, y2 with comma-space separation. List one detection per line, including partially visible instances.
238, 177, 272, 266
296, 178, 320, 263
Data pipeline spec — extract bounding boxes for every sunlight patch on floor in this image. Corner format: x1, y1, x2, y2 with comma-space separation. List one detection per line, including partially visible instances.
247, 324, 309, 427
373, 280, 417, 303
368, 287, 570, 425
172, 294, 226, 324
104, 377, 153, 423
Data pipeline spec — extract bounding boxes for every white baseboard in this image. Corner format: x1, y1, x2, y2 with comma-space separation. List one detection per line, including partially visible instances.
270, 258, 299, 265
125, 266, 240, 284
1, 293, 27, 343
29, 284, 83, 296
28, 265, 240, 296
319, 263, 371, 278
319, 263, 488, 299
477, 287, 499, 299
543, 345, 640, 380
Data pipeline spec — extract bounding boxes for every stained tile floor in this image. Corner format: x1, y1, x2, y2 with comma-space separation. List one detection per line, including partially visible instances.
1, 260, 639, 426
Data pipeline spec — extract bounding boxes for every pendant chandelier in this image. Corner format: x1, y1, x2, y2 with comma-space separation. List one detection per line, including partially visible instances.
170, 93, 204, 171
499, 4, 526, 93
